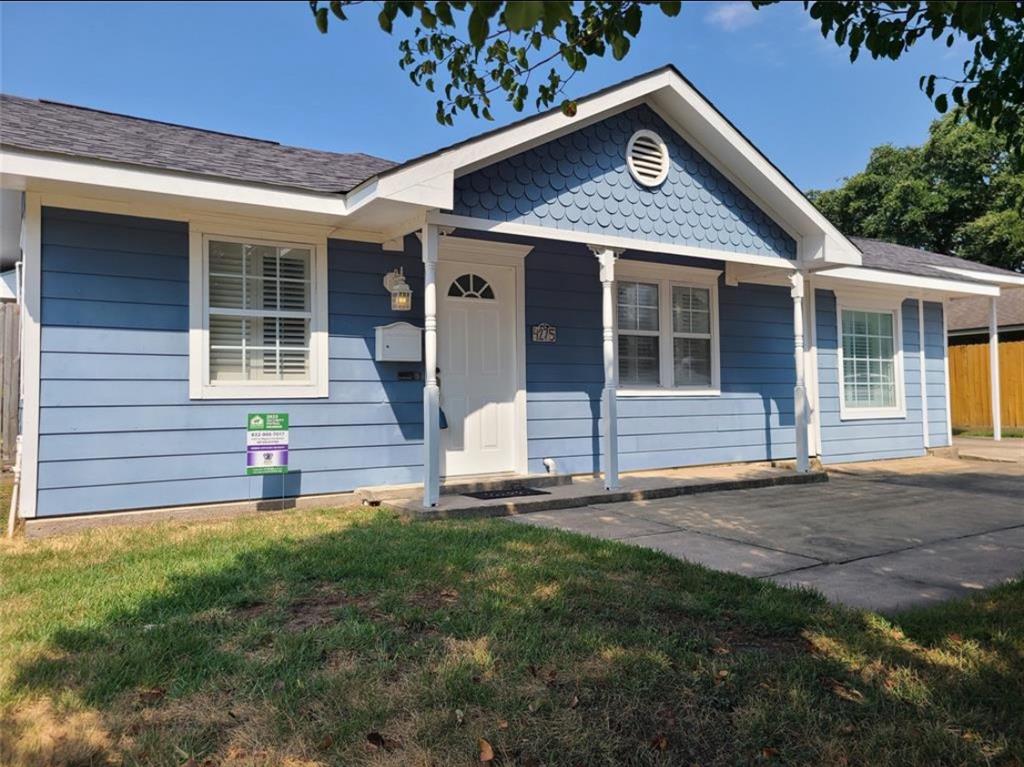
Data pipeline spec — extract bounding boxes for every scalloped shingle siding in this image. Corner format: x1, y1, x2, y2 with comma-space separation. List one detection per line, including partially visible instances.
453, 105, 796, 260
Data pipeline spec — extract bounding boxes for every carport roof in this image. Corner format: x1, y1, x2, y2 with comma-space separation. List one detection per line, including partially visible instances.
850, 237, 1021, 284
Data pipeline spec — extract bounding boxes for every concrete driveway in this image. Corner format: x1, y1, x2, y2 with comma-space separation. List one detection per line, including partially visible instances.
507, 456, 1024, 612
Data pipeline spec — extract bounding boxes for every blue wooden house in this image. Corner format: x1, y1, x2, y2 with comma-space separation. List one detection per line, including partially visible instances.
1, 66, 1019, 522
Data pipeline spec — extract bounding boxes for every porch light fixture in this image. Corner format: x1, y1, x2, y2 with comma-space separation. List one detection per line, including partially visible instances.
383, 267, 413, 311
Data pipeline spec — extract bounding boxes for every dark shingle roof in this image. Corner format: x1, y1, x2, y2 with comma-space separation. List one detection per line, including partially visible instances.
849, 237, 1018, 283
947, 292, 1024, 332
0, 94, 396, 194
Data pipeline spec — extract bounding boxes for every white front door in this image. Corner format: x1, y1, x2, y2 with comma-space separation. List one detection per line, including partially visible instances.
438, 260, 518, 477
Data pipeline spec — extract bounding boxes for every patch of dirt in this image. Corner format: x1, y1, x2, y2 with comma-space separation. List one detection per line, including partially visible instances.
406, 587, 460, 611
0, 698, 116, 767
284, 583, 380, 633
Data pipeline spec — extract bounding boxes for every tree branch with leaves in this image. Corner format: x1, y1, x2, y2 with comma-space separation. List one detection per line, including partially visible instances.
310, 1, 1024, 167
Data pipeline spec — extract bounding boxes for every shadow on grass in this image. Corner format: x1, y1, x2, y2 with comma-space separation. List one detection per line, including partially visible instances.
3, 510, 1023, 766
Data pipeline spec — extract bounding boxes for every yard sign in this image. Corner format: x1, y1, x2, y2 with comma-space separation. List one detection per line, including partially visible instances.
246, 413, 289, 475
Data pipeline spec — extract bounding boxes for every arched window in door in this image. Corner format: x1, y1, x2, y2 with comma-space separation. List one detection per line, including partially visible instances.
447, 273, 495, 299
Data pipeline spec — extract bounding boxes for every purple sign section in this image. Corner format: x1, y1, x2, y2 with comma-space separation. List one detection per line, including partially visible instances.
246, 445, 288, 475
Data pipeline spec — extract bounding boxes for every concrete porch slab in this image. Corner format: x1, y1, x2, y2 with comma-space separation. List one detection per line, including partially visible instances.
390, 462, 828, 521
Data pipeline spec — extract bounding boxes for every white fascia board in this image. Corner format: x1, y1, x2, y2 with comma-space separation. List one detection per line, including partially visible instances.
818, 266, 1000, 297
1, 148, 351, 217
932, 265, 1024, 286
429, 211, 798, 270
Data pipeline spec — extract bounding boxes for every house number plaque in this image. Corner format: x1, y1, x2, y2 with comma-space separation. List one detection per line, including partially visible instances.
531, 323, 557, 343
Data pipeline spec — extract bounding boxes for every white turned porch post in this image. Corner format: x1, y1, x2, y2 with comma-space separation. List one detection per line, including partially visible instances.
918, 299, 930, 449
422, 223, 441, 506
594, 247, 621, 490
989, 296, 1002, 441
790, 272, 809, 473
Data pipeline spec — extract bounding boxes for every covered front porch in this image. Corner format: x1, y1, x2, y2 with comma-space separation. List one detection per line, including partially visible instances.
415, 221, 815, 508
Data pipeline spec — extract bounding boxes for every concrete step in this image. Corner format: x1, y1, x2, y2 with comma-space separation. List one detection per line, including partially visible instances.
355, 472, 573, 505
393, 470, 829, 521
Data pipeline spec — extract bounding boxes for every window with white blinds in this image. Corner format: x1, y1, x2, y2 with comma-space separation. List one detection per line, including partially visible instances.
615, 265, 720, 394
207, 239, 312, 382
191, 232, 328, 399
836, 299, 905, 419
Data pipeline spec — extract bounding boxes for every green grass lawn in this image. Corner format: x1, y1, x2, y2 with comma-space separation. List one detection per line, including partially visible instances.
1, 508, 1022, 766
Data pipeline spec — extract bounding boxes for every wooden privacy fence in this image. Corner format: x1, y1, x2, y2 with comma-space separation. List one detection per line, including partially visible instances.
949, 339, 1024, 429
0, 302, 20, 466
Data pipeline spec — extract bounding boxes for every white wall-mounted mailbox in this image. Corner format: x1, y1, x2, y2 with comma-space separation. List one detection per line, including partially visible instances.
374, 321, 423, 362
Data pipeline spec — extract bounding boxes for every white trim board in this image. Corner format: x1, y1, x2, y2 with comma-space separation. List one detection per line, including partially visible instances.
17, 193, 41, 518
428, 212, 797, 270
816, 267, 1000, 297
932, 265, 1024, 287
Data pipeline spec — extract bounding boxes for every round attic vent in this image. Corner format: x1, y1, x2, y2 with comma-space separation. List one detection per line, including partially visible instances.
626, 129, 669, 187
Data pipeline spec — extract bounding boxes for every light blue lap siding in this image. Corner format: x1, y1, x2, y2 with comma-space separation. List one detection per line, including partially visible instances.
525, 241, 796, 475
453, 104, 796, 261
37, 207, 425, 516
815, 290, 934, 463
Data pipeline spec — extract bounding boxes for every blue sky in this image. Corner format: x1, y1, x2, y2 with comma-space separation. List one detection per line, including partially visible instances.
0, 1, 972, 191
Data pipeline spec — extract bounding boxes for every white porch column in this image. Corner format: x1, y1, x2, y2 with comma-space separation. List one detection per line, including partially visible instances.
989, 295, 1002, 441
422, 223, 441, 506
593, 247, 621, 490
918, 299, 930, 449
790, 272, 809, 473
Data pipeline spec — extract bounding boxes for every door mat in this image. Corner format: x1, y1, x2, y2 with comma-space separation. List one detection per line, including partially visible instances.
463, 486, 552, 501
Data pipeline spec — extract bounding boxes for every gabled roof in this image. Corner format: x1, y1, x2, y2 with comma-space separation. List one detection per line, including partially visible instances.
0, 93, 396, 194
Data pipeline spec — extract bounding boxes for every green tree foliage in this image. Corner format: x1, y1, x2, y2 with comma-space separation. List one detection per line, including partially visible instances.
308, 1, 1024, 162
808, 115, 1024, 271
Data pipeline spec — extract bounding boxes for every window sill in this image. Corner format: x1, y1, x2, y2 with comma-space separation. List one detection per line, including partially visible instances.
838, 408, 906, 421
617, 388, 721, 398
190, 382, 329, 400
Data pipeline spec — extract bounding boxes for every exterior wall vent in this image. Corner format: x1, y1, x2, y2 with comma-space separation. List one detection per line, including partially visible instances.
626, 129, 669, 187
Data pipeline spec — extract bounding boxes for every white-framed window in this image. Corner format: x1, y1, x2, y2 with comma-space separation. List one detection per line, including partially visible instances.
189, 226, 329, 399
615, 261, 721, 395
835, 293, 906, 420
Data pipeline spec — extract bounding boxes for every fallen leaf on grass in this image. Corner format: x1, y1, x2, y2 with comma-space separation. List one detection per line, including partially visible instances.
497, 719, 509, 730
762, 746, 779, 758
455, 708, 465, 725
568, 694, 579, 709
479, 738, 494, 763
651, 735, 668, 751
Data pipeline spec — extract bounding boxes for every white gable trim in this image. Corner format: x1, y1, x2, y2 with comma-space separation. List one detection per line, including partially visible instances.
361, 67, 861, 267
